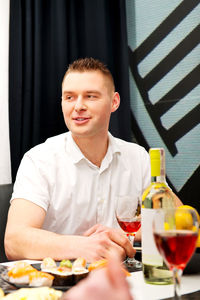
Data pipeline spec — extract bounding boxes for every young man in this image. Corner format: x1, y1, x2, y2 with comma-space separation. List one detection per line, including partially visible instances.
5, 58, 181, 262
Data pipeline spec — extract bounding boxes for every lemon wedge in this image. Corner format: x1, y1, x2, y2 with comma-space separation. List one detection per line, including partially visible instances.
175, 205, 199, 230
164, 222, 170, 230
178, 205, 199, 222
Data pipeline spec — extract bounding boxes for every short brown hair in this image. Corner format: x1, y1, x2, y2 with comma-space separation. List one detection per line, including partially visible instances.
62, 57, 115, 91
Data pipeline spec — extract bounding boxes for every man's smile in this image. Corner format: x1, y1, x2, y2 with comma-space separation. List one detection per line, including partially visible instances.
72, 116, 91, 124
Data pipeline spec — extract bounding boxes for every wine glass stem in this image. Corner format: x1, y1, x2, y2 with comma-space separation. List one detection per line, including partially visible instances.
173, 268, 182, 299
128, 234, 135, 246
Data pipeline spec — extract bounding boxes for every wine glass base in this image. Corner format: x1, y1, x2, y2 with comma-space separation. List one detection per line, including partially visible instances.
124, 258, 143, 272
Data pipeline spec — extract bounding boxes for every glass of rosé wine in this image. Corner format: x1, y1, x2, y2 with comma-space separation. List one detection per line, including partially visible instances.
153, 207, 199, 299
115, 196, 142, 270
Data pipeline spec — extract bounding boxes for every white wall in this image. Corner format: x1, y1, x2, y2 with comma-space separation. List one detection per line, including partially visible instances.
0, 0, 11, 184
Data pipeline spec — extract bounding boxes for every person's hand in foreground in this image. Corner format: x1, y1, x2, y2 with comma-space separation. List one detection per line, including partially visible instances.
61, 251, 133, 300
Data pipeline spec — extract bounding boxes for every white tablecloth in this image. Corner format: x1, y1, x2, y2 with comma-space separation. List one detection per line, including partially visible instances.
127, 271, 200, 300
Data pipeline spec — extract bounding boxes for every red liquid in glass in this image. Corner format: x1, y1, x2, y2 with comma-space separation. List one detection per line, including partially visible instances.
117, 219, 141, 234
154, 230, 198, 270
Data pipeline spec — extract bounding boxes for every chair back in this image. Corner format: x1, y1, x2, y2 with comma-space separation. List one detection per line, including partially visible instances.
0, 184, 13, 262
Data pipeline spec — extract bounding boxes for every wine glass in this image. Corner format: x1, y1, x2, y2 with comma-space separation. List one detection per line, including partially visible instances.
153, 207, 199, 299
115, 195, 142, 271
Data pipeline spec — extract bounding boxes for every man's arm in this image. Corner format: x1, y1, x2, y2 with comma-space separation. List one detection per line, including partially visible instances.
4, 199, 135, 262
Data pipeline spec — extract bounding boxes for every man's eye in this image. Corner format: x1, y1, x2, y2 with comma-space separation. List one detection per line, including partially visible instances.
87, 95, 97, 99
64, 96, 73, 101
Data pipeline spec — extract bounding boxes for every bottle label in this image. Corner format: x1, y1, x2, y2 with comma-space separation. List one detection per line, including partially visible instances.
142, 208, 163, 266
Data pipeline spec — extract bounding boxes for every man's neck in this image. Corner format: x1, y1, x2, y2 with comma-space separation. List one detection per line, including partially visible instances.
72, 133, 109, 167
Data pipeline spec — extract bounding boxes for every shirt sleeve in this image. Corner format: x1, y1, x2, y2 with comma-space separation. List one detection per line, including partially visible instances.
11, 152, 50, 211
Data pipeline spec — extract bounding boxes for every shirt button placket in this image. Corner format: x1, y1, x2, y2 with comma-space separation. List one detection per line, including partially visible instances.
96, 171, 104, 224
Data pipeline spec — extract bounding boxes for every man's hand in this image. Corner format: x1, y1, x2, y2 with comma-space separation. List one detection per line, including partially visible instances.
61, 251, 133, 300
81, 224, 135, 262
134, 228, 141, 242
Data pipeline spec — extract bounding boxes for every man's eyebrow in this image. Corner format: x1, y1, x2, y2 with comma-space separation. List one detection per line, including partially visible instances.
63, 91, 74, 95
85, 90, 101, 94
62, 90, 102, 95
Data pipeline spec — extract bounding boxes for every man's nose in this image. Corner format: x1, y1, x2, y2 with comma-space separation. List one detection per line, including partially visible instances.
74, 96, 87, 111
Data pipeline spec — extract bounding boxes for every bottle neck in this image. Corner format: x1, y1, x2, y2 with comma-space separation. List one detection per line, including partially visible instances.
150, 148, 166, 183
151, 174, 166, 183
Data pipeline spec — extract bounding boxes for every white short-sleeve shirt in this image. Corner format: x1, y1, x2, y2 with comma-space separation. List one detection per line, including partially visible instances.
11, 132, 150, 235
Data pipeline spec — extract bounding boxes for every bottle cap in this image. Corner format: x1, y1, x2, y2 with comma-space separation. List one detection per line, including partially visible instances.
149, 148, 161, 176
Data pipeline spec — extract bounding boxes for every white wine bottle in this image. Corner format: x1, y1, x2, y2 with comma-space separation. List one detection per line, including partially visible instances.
142, 148, 174, 285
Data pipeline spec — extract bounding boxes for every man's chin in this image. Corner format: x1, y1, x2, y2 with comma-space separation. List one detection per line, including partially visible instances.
71, 130, 94, 139
68, 126, 108, 140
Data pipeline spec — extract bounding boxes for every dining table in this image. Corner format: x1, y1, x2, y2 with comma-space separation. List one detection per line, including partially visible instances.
0, 249, 200, 300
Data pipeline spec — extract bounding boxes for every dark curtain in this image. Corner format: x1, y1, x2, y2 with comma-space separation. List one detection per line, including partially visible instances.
9, 0, 131, 181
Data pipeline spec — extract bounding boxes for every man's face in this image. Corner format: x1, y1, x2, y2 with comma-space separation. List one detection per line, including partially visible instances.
61, 71, 119, 139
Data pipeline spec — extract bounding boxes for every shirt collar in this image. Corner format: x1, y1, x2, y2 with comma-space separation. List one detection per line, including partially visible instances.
65, 131, 121, 165
107, 132, 121, 155
65, 132, 85, 163
100, 132, 121, 172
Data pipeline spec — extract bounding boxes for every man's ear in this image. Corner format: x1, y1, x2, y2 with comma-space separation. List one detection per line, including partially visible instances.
111, 92, 120, 113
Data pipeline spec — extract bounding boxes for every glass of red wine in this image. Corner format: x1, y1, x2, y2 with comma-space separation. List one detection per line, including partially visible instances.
115, 196, 142, 270
153, 207, 199, 299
